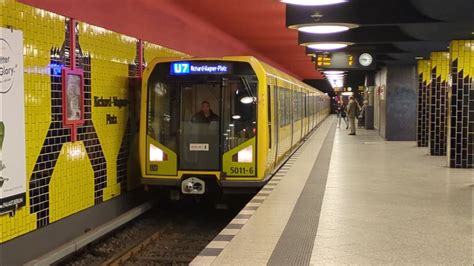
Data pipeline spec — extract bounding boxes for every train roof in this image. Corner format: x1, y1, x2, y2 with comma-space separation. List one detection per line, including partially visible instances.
146, 56, 327, 96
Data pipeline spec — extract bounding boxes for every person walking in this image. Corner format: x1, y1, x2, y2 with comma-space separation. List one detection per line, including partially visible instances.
347, 96, 359, 135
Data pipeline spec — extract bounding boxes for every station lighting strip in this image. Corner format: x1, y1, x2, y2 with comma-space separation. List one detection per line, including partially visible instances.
281, 0, 348, 6
305, 42, 354, 50
289, 23, 359, 34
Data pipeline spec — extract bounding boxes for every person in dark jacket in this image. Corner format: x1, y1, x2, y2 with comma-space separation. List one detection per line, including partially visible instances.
192, 101, 219, 123
336, 101, 349, 129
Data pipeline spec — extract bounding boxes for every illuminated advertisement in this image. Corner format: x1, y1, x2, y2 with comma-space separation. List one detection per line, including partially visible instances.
170, 62, 231, 75
0, 28, 26, 214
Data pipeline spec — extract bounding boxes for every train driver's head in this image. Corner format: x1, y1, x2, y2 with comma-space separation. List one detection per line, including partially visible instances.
201, 101, 211, 115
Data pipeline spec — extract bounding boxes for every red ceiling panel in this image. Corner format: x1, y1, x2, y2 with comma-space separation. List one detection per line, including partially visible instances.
20, 0, 323, 79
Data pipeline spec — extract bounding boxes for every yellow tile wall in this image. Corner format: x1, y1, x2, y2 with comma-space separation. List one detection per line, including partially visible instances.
0, 0, 187, 243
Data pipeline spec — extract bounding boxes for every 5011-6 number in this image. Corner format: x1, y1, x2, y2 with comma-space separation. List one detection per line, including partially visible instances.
230, 167, 254, 175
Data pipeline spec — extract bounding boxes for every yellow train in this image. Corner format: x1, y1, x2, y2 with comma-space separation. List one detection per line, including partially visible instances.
139, 56, 330, 195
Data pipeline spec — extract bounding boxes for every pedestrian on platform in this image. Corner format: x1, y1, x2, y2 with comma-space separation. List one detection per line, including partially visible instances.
347, 96, 359, 135
358, 100, 368, 128
336, 101, 349, 129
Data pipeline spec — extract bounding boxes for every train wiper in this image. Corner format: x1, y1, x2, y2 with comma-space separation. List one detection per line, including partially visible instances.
240, 76, 256, 104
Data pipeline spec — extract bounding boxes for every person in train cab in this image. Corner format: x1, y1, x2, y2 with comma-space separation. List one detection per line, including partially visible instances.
191, 101, 220, 123
336, 101, 349, 129
347, 96, 359, 135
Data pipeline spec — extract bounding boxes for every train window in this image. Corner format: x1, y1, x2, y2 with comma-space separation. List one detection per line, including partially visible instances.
286, 89, 289, 123
278, 88, 285, 127
147, 82, 179, 152
222, 76, 258, 152
267, 85, 271, 149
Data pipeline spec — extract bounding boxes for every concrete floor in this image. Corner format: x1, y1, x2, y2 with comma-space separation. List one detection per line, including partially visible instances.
311, 125, 472, 265
192, 116, 473, 265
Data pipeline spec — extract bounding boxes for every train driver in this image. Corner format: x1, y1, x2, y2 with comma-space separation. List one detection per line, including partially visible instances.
191, 101, 219, 124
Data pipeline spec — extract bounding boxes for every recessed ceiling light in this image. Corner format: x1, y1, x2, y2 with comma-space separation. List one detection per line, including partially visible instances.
308, 42, 351, 50
415, 56, 424, 60
290, 23, 358, 34
281, 0, 348, 6
324, 70, 345, 75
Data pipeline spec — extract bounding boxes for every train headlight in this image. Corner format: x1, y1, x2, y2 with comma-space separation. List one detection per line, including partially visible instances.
149, 144, 167, 162
232, 145, 253, 163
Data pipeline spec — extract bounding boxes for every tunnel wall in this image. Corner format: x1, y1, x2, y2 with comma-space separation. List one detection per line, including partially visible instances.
0, 1, 187, 263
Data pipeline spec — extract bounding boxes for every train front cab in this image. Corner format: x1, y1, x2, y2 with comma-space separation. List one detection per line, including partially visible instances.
140, 57, 270, 195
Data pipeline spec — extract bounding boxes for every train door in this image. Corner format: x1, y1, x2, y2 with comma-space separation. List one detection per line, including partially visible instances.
266, 77, 278, 171
179, 83, 221, 170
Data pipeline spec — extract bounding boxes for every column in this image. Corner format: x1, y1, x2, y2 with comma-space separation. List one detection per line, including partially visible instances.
416, 60, 431, 147
429, 52, 450, 156
448, 40, 473, 168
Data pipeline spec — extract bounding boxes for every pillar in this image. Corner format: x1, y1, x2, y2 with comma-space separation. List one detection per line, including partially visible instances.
364, 73, 375, 130
416, 60, 431, 147
429, 52, 450, 156
448, 40, 473, 168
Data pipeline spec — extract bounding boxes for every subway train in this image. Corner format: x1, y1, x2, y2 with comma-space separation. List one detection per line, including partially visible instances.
139, 56, 330, 196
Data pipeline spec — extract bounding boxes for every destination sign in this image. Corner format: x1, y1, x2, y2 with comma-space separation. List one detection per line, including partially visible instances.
315, 52, 375, 70
170, 62, 231, 75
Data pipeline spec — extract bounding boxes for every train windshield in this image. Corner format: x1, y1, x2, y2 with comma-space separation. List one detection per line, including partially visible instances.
146, 61, 257, 171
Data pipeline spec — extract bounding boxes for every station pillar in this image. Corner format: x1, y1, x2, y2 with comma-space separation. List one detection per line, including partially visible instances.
416, 60, 431, 147
364, 73, 375, 130
429, 52, 450, 156
447, 40, 473, 168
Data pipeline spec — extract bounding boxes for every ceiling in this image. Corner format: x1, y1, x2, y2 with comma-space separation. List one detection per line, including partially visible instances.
19, 0, 473, 89
287, 0, 474, 65
20, 0, 324, 80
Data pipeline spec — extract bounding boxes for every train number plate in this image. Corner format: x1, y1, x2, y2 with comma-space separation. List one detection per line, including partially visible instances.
189, 143, 209, 151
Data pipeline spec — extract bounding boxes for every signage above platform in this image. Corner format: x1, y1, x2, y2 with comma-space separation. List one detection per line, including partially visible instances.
170, 62, 231, 75
316, 51, 376, 70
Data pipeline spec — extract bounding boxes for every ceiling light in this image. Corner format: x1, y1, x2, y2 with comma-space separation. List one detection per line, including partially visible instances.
299, 25, 349, 34
326, 75, 345, 79
291, 23, 358, 34
281, 0, 348, 6
415, 56, 424, 60
324, 70, 345, 75
240, 97, 256, 104
308, 43, 351, 50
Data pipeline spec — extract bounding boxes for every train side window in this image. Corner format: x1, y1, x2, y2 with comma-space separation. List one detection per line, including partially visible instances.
267, 84, 271, 149
286, 89, 291, 125
278, 87, 285, 127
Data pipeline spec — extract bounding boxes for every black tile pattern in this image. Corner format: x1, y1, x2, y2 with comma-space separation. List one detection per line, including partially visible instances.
29, 21, 108, 228
28, 49, 71, 228
429, 66, 448, 156
416, 63, 430, 147
448, 59, 473, 168
116, 119, 131, 192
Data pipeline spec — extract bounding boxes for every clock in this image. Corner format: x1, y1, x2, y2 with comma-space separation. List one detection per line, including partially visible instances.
359, 53, 373, 67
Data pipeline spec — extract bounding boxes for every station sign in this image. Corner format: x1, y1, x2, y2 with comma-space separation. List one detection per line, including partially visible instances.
316, 51, 375, 70
170, 62, 231, 75
0, 28, 26, 215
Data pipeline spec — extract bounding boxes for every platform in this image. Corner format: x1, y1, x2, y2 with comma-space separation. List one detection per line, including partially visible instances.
192, 115, 472, 265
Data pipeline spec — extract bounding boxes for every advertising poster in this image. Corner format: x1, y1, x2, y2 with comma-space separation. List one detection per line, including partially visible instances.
0, 28, 26, 214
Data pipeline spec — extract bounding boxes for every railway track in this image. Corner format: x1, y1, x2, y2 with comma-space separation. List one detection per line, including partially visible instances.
62, 195, 252, 266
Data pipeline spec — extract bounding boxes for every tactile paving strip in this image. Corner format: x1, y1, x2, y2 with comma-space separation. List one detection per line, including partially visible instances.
267, 123, 336, 266
191, 121, 327, 265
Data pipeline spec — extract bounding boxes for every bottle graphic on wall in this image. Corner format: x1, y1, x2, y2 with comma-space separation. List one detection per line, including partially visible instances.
0, 121, 7, 188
